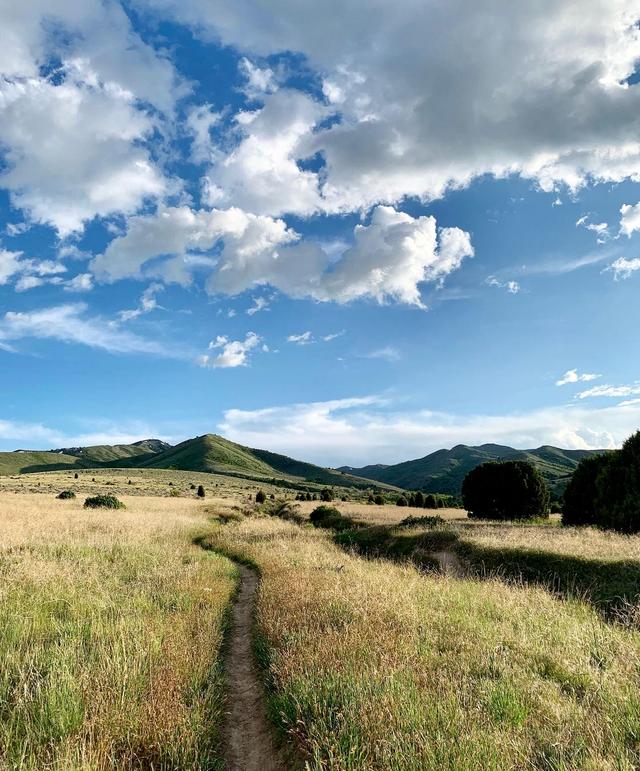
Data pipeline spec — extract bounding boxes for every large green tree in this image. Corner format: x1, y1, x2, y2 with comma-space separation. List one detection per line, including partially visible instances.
462, 460, 550, 520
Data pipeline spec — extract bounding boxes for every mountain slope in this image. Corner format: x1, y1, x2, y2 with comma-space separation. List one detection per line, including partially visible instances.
341, 444, 604, 494
52, 439, 171, 465
0, 450, 88, 475
140, 434, 390, 489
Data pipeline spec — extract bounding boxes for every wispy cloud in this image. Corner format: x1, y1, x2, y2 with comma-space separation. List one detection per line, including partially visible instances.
0, 303, 169, 356
576, 383, 640, 400
218, 395, 637, 466
605, 257, 640, 281
365, 346, 401, 362
556, 369, 600, 386
287, 331, 313, 345
486, 275, 521, 294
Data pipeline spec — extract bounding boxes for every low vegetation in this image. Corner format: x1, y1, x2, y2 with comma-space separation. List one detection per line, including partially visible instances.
84, 493, 126, 509
0, 494, 237, 769
462, 460, 550, 520
56, 489, 76, 500
204, 516, 640, 770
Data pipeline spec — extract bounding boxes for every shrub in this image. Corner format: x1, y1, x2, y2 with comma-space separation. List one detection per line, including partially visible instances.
84, 494, 125, 510
56, 490, 76, 500
423, 494, 437, 509
396, 496, 408, 507
374, 494, 384, 505
367, 493, 375, 504
399, 514, 445, 528
320, 488, 334, 502
309, 506, 356, 531
197, 485, 206, 499
414, 491, 424, 507
169, 488, 181, 497
462, 461, 550, 520
256, 490, 266, 504
562, 454, 610, 526
309, 505, 340, 523
593, 432, 640, 534
190, 483, 196, 490
74, 473, 78, 480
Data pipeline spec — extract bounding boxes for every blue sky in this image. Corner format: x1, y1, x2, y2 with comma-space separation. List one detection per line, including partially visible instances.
1, 0, 640, 465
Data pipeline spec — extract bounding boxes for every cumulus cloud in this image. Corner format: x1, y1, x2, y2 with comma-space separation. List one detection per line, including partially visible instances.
0, 2, 179, 234
140, 0, 640, 216
606, 256, 640, 280
619, 202, 640, 236
96, 204, 473, 306
199, 332, 261, 368
217, 394, 638, 466
556, 369, 601, 386
0, 303, 169, 355
0, 249, 68, 290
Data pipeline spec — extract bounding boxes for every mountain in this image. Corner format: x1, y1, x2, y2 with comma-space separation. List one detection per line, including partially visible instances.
52, 439, 172, 465
138, 434, 388, 489
340, 443, 604, 495
0, 433, 393, 491
0, 450, 92, 476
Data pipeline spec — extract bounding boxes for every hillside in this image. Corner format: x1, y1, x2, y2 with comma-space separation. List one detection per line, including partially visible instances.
0, 450, 88, 475
140, 434, 388, 489
52, 439, 172, 465
340, 443, 604, 495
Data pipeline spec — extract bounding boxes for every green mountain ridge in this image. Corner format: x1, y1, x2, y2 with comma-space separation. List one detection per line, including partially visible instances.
0, 434, 394, 491
339, 443, 605, 495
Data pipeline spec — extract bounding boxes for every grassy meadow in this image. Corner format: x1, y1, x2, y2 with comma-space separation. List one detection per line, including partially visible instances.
0, 493, 237, 769
205, 516, 640, 770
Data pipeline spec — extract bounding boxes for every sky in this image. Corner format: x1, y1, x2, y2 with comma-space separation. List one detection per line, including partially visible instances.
1, 0, 640, 466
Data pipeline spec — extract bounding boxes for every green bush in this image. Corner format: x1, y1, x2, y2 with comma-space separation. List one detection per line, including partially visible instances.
197, 485, 206, 498
84, 494, 125, 510
462, 461, 550, 521
256, 490, 266, 504
396, 496, 408, 507
320, 488, 334, 502
424, 494, 438, 509
374, 494, 384, 505
169, 488, 181, 497
594, 432, 640, 534
414, 491, 424, 507
56, 490, 76, 500
562, 453, 610, 526
309, 505, 341, 524
399, 514, 445, 528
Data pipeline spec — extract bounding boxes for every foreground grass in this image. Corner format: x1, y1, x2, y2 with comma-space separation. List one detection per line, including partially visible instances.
0, 494, 237, 769
206, 517, 640, 770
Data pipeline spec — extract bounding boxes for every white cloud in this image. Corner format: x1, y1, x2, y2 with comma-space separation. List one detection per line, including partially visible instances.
217, 394, 639, 467
322, 331, 345, 342
0, 249, 68, 291
239, 57, 277, 96
64, 273, 94, 293
118, 283, 164, 322
142, 0, 640, 216
576, 215, 610, 242
619, 202, 640, 237
576, 383, 640, 399
486, 276, 521, 294
98, 204, 472, 306
556, 369, 601, 386
246, 296, 271, 315
92, 205, 296, 283
199, 332, 261, 368
606, 256, 640, 280
287, 331, 313, 344
365, 346, 401, 362
0, 2, 180, 234
0, 303, 168, 356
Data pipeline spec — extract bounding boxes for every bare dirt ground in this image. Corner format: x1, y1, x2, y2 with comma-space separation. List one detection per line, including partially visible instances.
225, 564, 288, 771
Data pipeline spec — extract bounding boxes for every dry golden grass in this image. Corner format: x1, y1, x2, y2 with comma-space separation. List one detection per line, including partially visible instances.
0, 493, 237, 770
453, 521, 640, 562
207, 516, 640, 770
294, 499, 467, 525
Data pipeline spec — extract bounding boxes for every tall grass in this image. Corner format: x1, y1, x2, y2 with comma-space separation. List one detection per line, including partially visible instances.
0, 494, 237, 769
206, 517, 640, 770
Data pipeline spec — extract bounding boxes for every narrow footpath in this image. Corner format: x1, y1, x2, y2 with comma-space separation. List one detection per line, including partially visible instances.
224, 564, 288, 771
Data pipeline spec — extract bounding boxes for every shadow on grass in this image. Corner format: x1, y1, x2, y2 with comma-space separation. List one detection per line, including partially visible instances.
331, 518, 640, 621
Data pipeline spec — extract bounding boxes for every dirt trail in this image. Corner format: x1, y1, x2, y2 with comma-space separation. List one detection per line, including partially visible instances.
224, 564, 288, 771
